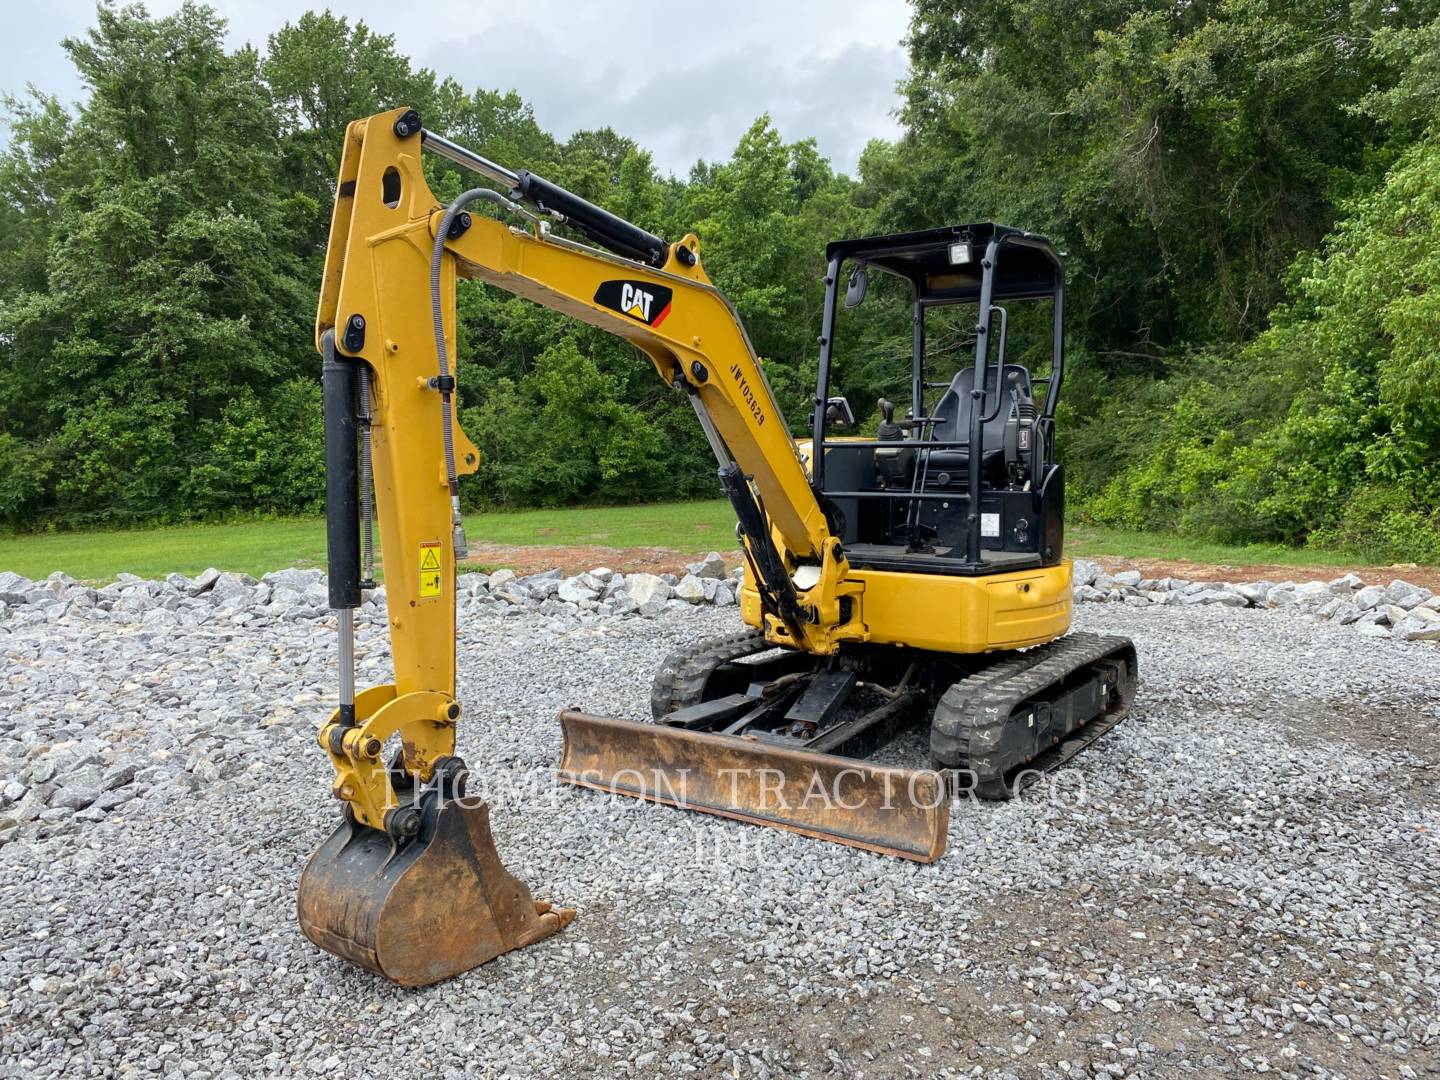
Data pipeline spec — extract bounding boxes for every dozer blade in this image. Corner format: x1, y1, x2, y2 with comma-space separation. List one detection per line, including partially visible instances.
296, 799, 574, 987
557, 711, 949, 862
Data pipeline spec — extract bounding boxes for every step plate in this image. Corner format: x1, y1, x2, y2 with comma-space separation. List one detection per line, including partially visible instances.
557, 711, 949, 863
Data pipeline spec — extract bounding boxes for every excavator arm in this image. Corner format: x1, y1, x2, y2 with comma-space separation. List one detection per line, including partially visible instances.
297, 108, 879, 986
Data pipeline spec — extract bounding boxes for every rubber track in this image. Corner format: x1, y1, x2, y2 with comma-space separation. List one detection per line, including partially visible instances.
931, 631, 1137, 799
649, 629, 770, 720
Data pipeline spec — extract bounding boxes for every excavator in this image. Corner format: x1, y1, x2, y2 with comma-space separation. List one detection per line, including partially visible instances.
298, 107, 1137, 986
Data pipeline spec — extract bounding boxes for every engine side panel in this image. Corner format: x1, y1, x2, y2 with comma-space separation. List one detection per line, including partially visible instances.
740, 559, 1073, 654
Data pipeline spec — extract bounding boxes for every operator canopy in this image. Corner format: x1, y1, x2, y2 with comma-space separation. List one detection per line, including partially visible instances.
827, 223, 1062, 303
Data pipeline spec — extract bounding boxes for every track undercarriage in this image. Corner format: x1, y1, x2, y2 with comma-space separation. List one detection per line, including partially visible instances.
558, 630, 1137, 862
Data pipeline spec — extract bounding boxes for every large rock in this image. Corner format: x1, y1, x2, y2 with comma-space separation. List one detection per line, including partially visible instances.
556, 577, 597, 605
1112, 569, 1142, 587
1179, 588, 1246, 607
578, 568, 614, 591
525, 575, 561, 600
1070, 559, 1101, 587
673, 575, 706, 604
712, 583, 736, 607
1233, 583, 1266, 605
626, 573, 672, 609
1393, 606, 1440, 642
28, 741, 103, 786
1293, 581, 1333, 608
50, 783, 101, 812
1265, 584, 1298, 608
1203, 590, 1248, 607
0, 570, 33, 592
210, 573, 256, 609
48, 764, 105, 811
488, 568, 517, 589
494, 584, 532, 607
458, 573, 490, 596
686, 552, 728, 580
1383, 579, 1429, 608
188, 567, 222, 596
1329, 572, 1364, 594
100, 764, 137, 791
1354, 584, 1386, 611
263, 567, 325, 590
1331, 602, 1364, 625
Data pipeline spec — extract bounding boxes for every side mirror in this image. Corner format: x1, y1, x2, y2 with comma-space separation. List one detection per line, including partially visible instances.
843, 267, 869, 309
825, 396, 856, 428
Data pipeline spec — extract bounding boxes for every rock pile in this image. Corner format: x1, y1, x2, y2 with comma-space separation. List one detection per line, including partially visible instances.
1069, 559, 1440, 643
0, 553, 746, 634
1, 556, 1436, 646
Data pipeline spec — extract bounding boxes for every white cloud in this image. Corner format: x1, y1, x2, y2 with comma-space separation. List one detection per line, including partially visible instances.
2, 0, 911, 173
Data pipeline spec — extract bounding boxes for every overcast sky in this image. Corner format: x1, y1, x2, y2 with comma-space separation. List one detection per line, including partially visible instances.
3, 0, 912, 175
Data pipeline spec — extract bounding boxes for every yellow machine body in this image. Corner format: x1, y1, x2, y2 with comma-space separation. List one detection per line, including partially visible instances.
299, 108, 1134, 983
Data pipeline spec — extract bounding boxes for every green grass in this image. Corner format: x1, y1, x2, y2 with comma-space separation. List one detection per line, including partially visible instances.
0, 502, 1426, 584
1066, 525, 1404, 569
0, 518, 333, 583
0, 501, 737, 583
459, 500, 736, 548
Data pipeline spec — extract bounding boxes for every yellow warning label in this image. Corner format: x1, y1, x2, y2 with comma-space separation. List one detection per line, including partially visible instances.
418, 541, 442, 597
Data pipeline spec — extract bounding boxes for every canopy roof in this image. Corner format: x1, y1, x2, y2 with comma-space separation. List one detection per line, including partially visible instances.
825, 223, 1062, 302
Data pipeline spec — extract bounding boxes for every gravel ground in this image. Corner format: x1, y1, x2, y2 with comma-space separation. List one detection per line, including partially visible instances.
2, 590, 1438, 1078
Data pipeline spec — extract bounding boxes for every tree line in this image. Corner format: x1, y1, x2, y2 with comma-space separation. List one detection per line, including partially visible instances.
1, 1, 1437, 561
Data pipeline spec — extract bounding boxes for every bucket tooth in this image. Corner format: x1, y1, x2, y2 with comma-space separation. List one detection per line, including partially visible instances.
557, 711, 949, 862
296, 799, 574, 987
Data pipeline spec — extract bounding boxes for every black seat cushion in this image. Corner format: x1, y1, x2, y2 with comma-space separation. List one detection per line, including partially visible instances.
921, 364, 1031, 484
926, 447, 1003, 473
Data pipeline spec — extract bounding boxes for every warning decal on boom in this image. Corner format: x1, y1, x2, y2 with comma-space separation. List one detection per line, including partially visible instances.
418, 541, 442, 597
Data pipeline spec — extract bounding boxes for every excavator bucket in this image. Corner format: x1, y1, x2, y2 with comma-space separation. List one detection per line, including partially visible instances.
296, 798, 574, 987
556, 711, 949, 862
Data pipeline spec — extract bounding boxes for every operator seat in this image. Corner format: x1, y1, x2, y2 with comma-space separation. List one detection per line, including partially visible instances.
924, 364, 1033, 483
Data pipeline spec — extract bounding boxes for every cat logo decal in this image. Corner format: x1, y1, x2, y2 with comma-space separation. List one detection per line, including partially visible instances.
594, 280, 673, 327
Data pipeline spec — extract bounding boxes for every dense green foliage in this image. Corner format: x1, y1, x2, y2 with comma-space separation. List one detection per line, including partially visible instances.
1, 1, 1437, 560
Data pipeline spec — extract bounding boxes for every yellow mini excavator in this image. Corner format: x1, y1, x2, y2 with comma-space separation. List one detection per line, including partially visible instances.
298, 107, 1137, 985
